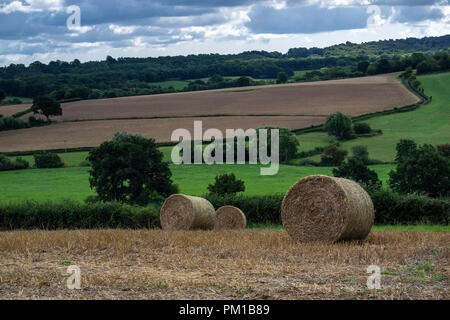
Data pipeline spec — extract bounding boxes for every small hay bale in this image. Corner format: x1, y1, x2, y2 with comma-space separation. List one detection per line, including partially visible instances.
160, 194, 216, 230
281, 175, 374, 242
215, 206, 247, 230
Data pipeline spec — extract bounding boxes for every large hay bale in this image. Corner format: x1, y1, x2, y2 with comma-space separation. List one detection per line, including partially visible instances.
160, 194, 216, 230
215, 206, 247, 230
281, 175, 374, 242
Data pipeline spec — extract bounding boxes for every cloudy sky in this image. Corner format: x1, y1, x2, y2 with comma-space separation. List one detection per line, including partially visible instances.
0, 0, 449, 66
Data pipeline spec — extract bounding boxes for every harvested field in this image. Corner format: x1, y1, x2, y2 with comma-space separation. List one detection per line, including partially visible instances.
0, 229, 448, 299
0, 104, 30, 118
54, 76, 418, 121
0, 116, 326, 152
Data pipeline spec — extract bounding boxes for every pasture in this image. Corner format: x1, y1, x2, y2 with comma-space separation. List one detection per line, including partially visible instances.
335, 72, 449, 162
0, 164, 394, 202
0, 229, 447, 299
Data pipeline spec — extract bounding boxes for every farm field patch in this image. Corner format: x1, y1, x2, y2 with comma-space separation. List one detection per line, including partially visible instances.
0, 164, 394, 203
0, 229, 447, 299
324, 72, 449, 162
50, 75, 417, 121
0, 116, 327, 152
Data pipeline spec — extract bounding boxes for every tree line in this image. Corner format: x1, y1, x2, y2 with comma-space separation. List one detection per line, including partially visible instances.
0, 35, 448, 99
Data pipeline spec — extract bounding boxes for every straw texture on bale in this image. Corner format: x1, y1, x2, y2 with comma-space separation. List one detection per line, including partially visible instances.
160, 194, 216, 230
215, 206, 247, 230
281, 175, 374, 242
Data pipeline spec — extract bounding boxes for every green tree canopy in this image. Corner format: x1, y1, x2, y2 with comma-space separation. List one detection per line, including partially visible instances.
277, 72, 288, 84
389, 144, 450, 198
324, 112, 354, 141
31, 96, 62, 120
87, 132, 176, 204
208, 173, 245, 196
333, 157, 381, 191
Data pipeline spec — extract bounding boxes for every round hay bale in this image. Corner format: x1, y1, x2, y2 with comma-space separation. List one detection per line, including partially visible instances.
215, 206, 247, 230
160, 194, 216, 230
281, 175, 374, 242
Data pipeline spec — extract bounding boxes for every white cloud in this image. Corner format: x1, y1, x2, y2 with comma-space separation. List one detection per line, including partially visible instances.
0, 1, 40, 14
0, 0, 64, 14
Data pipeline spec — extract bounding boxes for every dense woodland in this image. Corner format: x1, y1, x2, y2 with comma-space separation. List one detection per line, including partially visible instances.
0, 35, 449, 100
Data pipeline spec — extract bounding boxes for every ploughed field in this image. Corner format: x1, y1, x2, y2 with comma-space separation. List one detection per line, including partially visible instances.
0, 229, 447, 299
0, 75, 419, 152
0, 116, 326, 153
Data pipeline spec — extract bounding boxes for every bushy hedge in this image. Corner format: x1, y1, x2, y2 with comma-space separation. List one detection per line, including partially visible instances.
0, 201, 160, 230
0, 116, 29, 131
34, 152, 64, 168
206, 193, 283, 225
0, 192, 447, 230
370, 190, 449, 225
206, 191, 449, 226
0, 155, 29, 171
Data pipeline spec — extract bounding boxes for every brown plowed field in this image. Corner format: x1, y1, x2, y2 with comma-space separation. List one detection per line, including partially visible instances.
0, 75, 419, 152
0, 104, 30, 118
57, 76, 417, 120
0, 116, 326, 152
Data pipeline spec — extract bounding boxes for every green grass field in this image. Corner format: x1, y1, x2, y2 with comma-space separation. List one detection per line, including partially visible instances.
340, 72, 449, 161
295, 72, 450, 162
0, 163, 394, 203
148, 80, 189, 90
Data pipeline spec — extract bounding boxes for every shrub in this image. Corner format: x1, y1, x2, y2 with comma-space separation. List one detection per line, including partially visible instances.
0, 116, 29, 131
333, 157, 382, 192
205, 193, 283, 225
351, 145, 370, 164
320, 145, 347, 166
257, 126, 299, 163
208, 173, 245, 195
353, 122, 371, 134
28, 116, 49, 127
0, 155, 30, 171
437, 144, 450, 158
13, 157, 29, 170
276, 72, 288, 84
1, 98, 22, 105
297, 159, 319, 166
395, 139, 417, 163
325, 112, 354, 140
78, 160, 91, 167
0, 201, 160, 230
34, 152, 64, 168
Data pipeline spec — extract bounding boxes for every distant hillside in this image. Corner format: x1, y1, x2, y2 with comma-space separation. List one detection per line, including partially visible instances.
0, 35, 448, 99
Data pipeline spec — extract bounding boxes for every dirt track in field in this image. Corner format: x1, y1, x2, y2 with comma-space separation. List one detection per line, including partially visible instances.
0, 116, 326, 152
0, 229, 447, 300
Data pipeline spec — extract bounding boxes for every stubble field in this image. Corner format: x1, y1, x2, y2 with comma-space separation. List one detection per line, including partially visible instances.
0, 229, 448, 300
